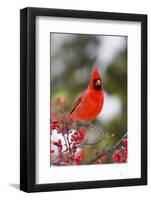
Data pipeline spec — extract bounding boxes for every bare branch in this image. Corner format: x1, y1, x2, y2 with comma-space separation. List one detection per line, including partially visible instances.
86, 133, 127, 164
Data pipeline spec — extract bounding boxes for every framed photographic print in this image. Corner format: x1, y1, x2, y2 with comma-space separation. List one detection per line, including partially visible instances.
20, 7, 147, 192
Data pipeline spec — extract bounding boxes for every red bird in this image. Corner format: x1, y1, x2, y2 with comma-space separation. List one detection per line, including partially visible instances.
71, 68, 104, 121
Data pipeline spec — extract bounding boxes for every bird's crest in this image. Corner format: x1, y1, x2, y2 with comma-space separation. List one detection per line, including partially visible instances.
91, 68, 101, 80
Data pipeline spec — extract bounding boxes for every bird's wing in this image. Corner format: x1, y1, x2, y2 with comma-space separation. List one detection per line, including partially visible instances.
70, 93, 85, 114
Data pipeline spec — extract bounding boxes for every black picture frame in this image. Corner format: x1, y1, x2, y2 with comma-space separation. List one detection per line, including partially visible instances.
20, 7, 147, 192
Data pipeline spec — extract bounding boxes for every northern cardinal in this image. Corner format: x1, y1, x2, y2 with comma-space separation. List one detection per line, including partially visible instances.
71, 68, 104, 121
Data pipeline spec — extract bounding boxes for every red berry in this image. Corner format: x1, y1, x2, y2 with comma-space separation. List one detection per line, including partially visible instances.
53, 141, 57, 145
74, 131, 78, 136
51, 149, 55, 154
122, 138, 127, 147
112, 151, 122, 163
58, 139, 62, 145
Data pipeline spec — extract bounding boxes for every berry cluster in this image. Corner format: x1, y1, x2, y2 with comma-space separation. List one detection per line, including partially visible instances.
50, 98, 128, 166
74, 151, 86, 165
51, 127, 86, 165
112, 138, 128, 163
53, 139, 63, 153
50, 120, 58, 133
71, 128, 86, 145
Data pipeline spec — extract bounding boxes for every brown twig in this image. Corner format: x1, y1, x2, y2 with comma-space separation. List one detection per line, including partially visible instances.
57, 98, 73, 160
86, 133, 127, 164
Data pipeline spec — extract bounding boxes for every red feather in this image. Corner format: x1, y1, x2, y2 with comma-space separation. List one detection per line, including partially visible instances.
71, 68, 104, 121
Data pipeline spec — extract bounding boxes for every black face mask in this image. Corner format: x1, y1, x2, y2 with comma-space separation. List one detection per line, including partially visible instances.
93, 79, 102, 90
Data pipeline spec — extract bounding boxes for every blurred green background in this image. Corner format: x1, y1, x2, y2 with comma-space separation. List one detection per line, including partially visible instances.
50, 33, 127, 163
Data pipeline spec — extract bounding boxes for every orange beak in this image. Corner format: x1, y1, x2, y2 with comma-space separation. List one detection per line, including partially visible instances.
95, 79, 101, 86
